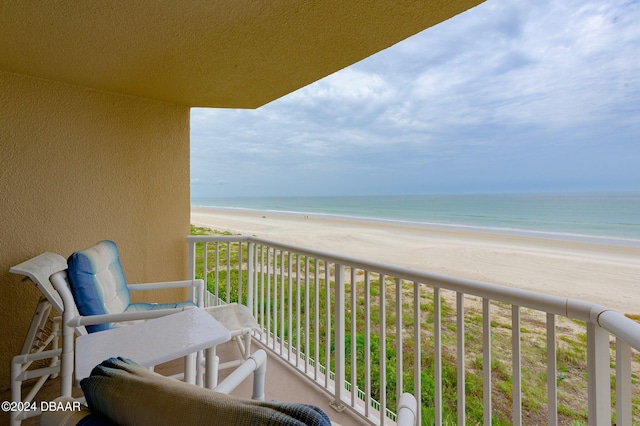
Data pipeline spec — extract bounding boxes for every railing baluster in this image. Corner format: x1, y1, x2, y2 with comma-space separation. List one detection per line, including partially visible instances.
226, 242, 231, 302
238, 242, 243, 305
247, 242, 254, 313
325, 261, 331, 389
288, 252, 293, 361
512, 305, 522, 426
413, 281, 422, 426
547, 313, 558, 426
267, 248, 272, 349
188, 239, 196, 281
350, 268, 357, 407
396, 278, 403, 408
214, 242, 219, 304
305, 256, 310, 375
434, 286, 442, 426
259, 245, 265, 335
280, 250, 285, 356
457, 292, 465, 426
364, 271, 372, 419
273, 250, 278, 350
379, 274, 386, 426
274, 250, 279, 353
587, 322, 611, 425
314, 258, 320, 381
202, 243, 208, 305
616, 338, 632, 425
333, 263, 346, 410
482, 298, 491, 426
296, 254, 301, 368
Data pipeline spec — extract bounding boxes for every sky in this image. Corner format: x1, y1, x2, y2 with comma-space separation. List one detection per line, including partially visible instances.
190, 0, 640, 198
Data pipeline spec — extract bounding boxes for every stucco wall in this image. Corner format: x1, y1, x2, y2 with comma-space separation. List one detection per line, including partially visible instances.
0, 71, 191, 387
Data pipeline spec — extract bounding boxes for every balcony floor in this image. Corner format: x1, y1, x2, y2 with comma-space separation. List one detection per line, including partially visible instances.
214, 338, 368, 426
2, 338, 367, 425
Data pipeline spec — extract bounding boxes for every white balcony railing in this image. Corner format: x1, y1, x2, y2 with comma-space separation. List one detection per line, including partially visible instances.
187, 235, 640, 426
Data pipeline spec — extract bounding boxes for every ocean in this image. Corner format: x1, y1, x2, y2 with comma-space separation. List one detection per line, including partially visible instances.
191, 192, 640, 247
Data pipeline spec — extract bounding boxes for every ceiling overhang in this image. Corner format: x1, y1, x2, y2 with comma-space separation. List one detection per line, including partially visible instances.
0, 1, 484, 108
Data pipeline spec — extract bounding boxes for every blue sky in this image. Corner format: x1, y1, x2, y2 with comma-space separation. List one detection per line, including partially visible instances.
190, 0, 640, 198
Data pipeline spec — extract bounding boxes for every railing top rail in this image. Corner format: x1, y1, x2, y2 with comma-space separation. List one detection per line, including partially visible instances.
186, 234, 640, 350
596, 309, 640, 349
186, 235, 251, 243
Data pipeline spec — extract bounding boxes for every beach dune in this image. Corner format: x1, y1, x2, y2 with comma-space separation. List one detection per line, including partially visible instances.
191, 207, 640, 315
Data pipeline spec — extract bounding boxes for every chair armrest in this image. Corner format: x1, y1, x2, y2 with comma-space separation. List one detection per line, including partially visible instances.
127, 279, 203, 291
128, 279, 204, 307
66, 306, 195, 327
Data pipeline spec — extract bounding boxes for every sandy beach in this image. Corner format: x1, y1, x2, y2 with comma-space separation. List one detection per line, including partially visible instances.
191, 207, 640, 315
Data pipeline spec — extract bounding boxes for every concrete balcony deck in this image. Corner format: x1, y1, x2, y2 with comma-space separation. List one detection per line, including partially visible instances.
213, 339, 368, 426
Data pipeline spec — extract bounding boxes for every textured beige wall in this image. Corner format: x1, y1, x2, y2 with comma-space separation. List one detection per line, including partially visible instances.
0, 71, 191, 387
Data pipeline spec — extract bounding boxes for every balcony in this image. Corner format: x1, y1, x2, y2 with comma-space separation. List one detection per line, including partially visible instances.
186, 233, 640, 425
6, 234, 639, 425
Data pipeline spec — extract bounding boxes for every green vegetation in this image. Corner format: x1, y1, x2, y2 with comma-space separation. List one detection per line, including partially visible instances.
190, 225, 640, 425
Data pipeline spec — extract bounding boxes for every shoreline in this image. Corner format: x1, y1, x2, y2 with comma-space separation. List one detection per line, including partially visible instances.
191, 207, 640, 315
191, 204, 640, 248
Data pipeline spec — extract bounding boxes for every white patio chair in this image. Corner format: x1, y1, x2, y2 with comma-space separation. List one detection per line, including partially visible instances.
58, 240, 259, 381
204, 302, 261, 371
9, 243, 204, 425
49, 240, 205, 396
62, 240, 203, 334
9, 252, 69, 426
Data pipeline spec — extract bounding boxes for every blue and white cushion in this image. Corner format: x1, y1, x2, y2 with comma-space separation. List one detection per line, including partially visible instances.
67, 240, 195, 333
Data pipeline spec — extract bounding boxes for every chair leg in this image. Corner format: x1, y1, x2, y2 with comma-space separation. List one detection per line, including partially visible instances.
232, 329, 253, 361
196, 350, 204, 387
205, 346, 219, 389
10, 299, 62, 425
11, 349, 63, 426
242, 331, 252, 360
10, 356, 24, 426
184, 353, 196, 384
251, 350, 267, 401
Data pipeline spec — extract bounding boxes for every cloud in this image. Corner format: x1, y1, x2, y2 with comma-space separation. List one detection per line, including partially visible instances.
191, 0, 640, 197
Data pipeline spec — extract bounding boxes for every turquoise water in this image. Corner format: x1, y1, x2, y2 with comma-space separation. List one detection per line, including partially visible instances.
192, 192, 640, 247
